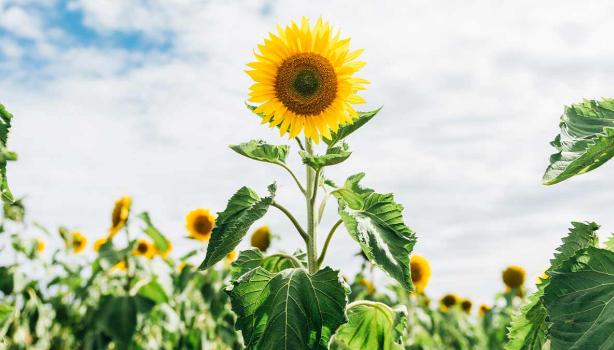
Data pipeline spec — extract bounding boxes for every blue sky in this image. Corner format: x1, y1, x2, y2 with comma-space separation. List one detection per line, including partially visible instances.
2, 0, 614, 305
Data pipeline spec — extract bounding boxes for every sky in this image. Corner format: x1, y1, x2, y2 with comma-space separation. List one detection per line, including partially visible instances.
2, 0, 614, 305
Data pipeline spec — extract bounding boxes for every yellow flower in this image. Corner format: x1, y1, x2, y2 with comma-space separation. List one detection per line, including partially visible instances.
502, 265, 526, 289
109, 196, 132, 237
247, 17, 369, 143
132, 239, 155, 259
250, 226, 272, 252
440, 293, 460, 312
226, 250, 238, 262
36, 239, 45, 253
156, 241, 173, 259
359, 277, 375, 294
93, 238, 107, 252
186, 208, 215, 242
460, 299, 472, 314
410, 255, 431, 293
70, 231, 87, 253
479, 304, 491, 317
113, 260, 127, 271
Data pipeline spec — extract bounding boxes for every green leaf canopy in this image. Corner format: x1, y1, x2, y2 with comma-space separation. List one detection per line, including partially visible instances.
227, 267, 348, 350
200, 184, 275, 270
300, 143, 351, 171
543, 98, 614, 185
331, 301, 407, 350
544, 247, 614, 350
333, 173, 416, 291
230, 140, 290, 165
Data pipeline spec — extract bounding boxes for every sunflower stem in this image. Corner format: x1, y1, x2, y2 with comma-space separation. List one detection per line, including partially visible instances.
316, 219, 342, 269
305, 139, 319, 274
279, 163, 306, 195
271, 201, 308, 243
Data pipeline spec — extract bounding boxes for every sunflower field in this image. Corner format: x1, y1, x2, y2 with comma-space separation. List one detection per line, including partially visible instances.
2, 17, 614, 350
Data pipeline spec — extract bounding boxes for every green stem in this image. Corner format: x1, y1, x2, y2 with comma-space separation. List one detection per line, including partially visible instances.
305, 139, 319, 274
271, 201, 308, 243
317, 219, 342, 268
279, 162, 306, 195
269, 253, 303, 268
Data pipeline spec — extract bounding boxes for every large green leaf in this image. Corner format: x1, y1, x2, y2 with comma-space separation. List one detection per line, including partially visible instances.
200, 184, 275, 269
544, 247, 614, 350
333, 173, 416, 290
505, 221, 599, 350
0, 104, 16, 203
331, 301, 407, 350
0, 303, 12, 324
323, 108, 382, 147
137, 212, 169, 252
230, 139, 290, 165
543, 98, 614, 185
230, 248, 305, 279
97, 296, 138, 347
227, 266, 349, 349
300, 143, 351, 171
138, 279, 169, 304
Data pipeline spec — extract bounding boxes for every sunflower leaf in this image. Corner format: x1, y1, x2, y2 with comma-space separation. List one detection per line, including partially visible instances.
138, 279, 169, 304
333, 173, 417, 291
323, 108, 382, 147
604, 233, 614, 251
543, 247, 614, 350
230, 248, 307, 280
0, 303, 12, 325
505, 221, 600, 350
331, 301, 407, 350
96, 296, 138, 347
300, 143, 351, 171
543, 98, 614, 185
137, 212, 169, 253
230, 139, 290, 165
227, 266, 349, 349
0, 104, 16, 203
200, 184, 275, 270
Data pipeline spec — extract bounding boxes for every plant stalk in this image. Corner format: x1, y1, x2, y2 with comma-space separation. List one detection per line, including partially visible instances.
305, 139, 318, 274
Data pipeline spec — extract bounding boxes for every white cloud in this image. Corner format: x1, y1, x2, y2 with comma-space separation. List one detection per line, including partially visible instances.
0, 5, 44, 39
2, 0, 614, 304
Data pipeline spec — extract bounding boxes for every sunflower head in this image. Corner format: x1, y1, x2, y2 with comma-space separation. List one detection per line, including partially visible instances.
226, 250, 238, 262
113, 260, 127, 272
247, 17, 369, 143
502, 265, 526, 289
410, 255, 431, 293
70, 231, 87, 253
250, 225, 272, 252
93, 238, 108, 252
479, 304, 491, 317
36, 239, 45, 253
132, 239, 155, 259
359, 277, 375, 294
440, 293, 460, 311
460, 299, 472, 314
109, 196, 132, 237
186, 208, 215, 242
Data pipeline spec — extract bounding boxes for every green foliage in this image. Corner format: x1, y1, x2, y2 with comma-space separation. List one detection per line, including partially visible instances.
138, 212, 169, 252
0, 303, 11, 324
543, 98, 614, 185
300, 143, 351, 171
3, 198, 24, 222
0, 104, 16, 203
544, 247, 614, 350
323, 108, 382, 147
138, 279, 169, 304
333, 173, 417, 290
96, 296, 139, 348
230, 248, 304, 279
331, 301, 407, 350
230, 139, 290, 165
228, 267, 349, 349
200, 184, 275, 270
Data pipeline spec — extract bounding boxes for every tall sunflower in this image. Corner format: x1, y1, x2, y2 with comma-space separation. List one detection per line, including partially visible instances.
36, 239, 46, 253
93, 237, 107, 252
439, 293, 460, 312
247, 17, 369, 143
250, 225, 272, 252
410, 254, 431, 294
109, 196, 132, 237
186, 208, 215, 242
502, 265, 526, 289
70, 231, 87, 254
132, 239, 155, 259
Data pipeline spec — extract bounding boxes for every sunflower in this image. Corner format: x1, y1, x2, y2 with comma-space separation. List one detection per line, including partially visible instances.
247, 17, 369, 143
109, 196, 132, 237
186, 208, 215, 242
226, 250, 238, 262
502, 265, 526, 289
36, 239, 45, 253
440, 293, 460, 312
93, 238, 108, 252
250, 225, 272, 252
359, 277, 375, 294
132, 239, 155, 259
113, 260, 127, 272
460, 299, 473, 314
479, 304, 491, 317
410, 255, 431, 294
70, 231, 87, 253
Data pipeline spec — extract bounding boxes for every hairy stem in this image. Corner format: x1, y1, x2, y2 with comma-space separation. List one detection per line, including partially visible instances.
279, 162, 306, 195
305, 139, 318, 274
317, 219, 342, 268
271, 201, 308, 243
268, 253, 303, 268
